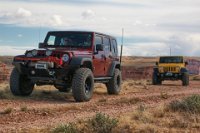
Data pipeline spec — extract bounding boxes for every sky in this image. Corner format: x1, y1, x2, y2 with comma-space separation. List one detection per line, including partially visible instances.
0, 0, 200, 56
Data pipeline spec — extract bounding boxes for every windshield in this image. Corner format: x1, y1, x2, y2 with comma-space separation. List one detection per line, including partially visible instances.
159, 57, 183, 63
45, 32, 92, 48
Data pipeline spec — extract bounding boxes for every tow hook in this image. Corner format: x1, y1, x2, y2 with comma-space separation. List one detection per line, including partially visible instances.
49, 71, 55, 76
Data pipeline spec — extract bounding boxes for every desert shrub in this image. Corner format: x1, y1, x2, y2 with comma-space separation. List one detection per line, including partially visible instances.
0, 86, 13, 99
52, 123, 78, 133
87, 112, 118, 133
1, 107, 13, 114
169, 95, 200, 113
20, 105, 28, 112
118, 97, 141, 105
160, 92, 169, 99
152, 106, 165, 118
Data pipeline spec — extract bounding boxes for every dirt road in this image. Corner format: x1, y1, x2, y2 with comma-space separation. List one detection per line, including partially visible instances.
0, 80, 200, 132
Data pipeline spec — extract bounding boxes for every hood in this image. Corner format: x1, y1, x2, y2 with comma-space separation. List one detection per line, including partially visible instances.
26, 48, 92, 58
158, 63, 185, 68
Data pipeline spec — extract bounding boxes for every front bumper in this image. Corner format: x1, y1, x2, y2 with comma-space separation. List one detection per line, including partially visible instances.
158, 72, 182, 80
12, 55, 79, 84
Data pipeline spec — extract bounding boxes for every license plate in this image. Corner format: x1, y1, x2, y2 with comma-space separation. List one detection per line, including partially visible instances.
166, 72, 173, 76
35, 63, 47, 69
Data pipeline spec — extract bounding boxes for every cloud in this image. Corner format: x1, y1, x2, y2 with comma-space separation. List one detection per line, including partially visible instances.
17, 34, 23, 38
50, 15, 63, 26
16, 8, 32, 17
81, 9, 95, 19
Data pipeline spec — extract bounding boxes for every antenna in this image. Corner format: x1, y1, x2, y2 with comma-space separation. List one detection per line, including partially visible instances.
120, 28, 124, 65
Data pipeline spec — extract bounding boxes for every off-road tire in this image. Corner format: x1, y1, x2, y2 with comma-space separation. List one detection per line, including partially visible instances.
54, 85, 71, 93
10, 68, 34, 96
72, 68, 94, 102
182, 72, 189, 86
106, 69, 122, 95
152, 72, 162, 85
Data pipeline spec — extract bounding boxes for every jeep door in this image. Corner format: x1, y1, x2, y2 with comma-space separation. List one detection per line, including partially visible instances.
103, 37, 113, 76
93, 35, 106, 77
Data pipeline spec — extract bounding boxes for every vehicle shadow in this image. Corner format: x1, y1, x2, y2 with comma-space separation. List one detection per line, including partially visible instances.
0, 86, 76, 103
159, 83, 183, 87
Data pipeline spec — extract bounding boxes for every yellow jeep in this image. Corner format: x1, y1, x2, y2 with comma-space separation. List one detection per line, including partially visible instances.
152, 56, 189, 86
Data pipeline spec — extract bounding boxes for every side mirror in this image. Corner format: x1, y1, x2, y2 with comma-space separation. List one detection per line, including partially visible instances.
185, 61, 188, 65
96, 44, 104, 51
39, 43, 45, 48
156, 62, 158, 65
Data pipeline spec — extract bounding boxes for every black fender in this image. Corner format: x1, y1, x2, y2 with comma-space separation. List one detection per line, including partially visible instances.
153, 67, 159, 73
108, 61, 121, 76
180, 68, 188, 73
70, 57, 93, 71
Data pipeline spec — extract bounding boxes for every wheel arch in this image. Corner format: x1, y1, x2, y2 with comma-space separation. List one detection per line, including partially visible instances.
108, 61, 121, 76
180, 67, 188, 73
70, 57, 93, 71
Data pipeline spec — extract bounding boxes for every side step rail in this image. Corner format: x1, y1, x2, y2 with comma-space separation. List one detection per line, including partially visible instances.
94, 77, 112, 83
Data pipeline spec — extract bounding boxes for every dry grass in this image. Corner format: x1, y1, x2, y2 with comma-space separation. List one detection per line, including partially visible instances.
0, 107, 13, 114
20, 105, 28, 112
192, 75, 200, 81
0, 84, 72, 101
168, 95, 200, 113
114, 97, 200, 133
0, 85, 16, 99
115, 97, 142, 105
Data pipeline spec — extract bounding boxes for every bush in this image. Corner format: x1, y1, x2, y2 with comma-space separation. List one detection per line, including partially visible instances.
88, 112, 118, 133
169, 95, 200, 113
1, 107, 12, 114
0, 86, 13, 99
20, 105, 28, 112
52, 123, 78, 133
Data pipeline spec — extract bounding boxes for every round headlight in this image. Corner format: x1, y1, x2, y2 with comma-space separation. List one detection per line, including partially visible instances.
159, 66, 164, 72
176, 66, 180, 71
32, 49, 38, 56
62, 54, 69, 62
26, 52, 33, 57
46, 50, 52, 56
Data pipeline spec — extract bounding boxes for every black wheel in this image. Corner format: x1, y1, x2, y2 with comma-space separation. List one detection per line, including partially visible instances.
182, 72, 189, 86
54, 85, 71, 93
10, 68, 34, 96
106, 69, 122, 95
152, 72, 161, 85
152, 72, 158, 85
72, 68, 94, 102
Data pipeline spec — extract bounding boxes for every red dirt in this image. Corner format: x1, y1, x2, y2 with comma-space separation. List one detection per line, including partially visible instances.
0, 80, 200, 132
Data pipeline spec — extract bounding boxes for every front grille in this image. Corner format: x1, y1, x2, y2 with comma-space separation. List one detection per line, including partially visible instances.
35, 53, 61, 58
37, 53, 46, 57
164, 67, 177, 72
52, 54, 61, 58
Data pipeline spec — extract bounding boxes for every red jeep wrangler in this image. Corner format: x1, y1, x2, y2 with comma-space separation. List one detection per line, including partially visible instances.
10, 31, 122, 102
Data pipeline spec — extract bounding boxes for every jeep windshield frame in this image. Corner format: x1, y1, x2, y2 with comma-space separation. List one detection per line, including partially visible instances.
159, 56, 183, 63
44, 32, 93, 48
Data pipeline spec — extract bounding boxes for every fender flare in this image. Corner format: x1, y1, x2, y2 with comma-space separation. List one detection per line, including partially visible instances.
153, 67, 159, 73
108, 61, 121, 76
70, 57, 93, 71
180, 68, 188, 73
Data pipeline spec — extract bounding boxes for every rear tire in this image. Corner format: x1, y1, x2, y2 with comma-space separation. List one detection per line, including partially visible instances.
152, 72, 162, 85
106, 69, 122, 95
72, 68, 94, 102
182, 72, 189, 86
10, 68, 34, 96
54, 85, 71, 93
152, 72, 158, 85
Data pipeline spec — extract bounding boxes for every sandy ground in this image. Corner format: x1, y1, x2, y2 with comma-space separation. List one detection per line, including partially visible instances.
0, 80, 199, 132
